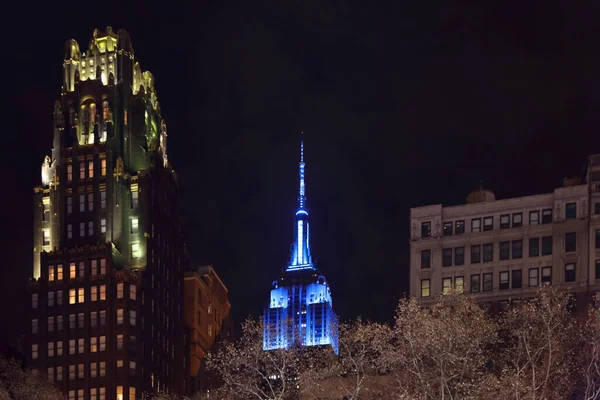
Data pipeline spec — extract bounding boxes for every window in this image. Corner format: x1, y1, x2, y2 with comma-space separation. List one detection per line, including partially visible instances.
499, 300, 510, 311
43, 202, 50, 222
117, 360, 123, 368
209, 324, 213, 337
470, 274, 480, 293
131, 243, 139, 258
130, 284, 137, 301
565, 263, 576, 282
512, 212, 523, 227
78, 364, 84, 379
48, 266, 55, 281
117, 386, 123, 400
420, 250, 431, 268
43, 230, 50, 246
529, 210, 539, 225
454, 247, 464, 266
78, 338, 84, 354
471, 245, 481, 263
101, 159, 107, 176
67, 196, 72, 214
596, 229, 600, 249
100, 259, 106, 275
565, 232, 577, 252
124, 110, 129, 126
499, 241, 510, 260
421, 279, 430, 297
542, 208, 553, 223
529, 268, 539, 287
67, 164, 73, 181
31, 344, 38, 360
78, 288, 84, 303
499, 271, 509, 290
512, 269, 522, 289
79, 222, 85, 237
115, 283, 124, 299
79, 194, 85, 212
483, 216, 493, 231
442, 248, 452, 267
596, 260, 600, 280
47, 366, 54, 380
69, 314, 76, 329
117, 309, 124, 324
130, 310, 136, 326
565, 202, 577, 219
596, 202, 600, 215
91, 363, 97, 379
57, 290, 63, 305
100, 311, 106, 326
100, 336, 106, 352
117, 334, 124, 350
69, 339, 76, 355
129, 387, 136, 400
90, 337, 98, 352
500, 214, 510, 229
443, 222, 453, 236
31, 293, 38, 309
91, 260, 97, 276
131, 218, 138, 234
542, 236, 553, 255
542, 266, 552, 284
100, 190, 106, 209
100, 284, 106, 300
67, 224, 72, 239
529, 238, 540, 257
454, 276, 464, 292
56, 340, 62, 356
78, 262, 84, 277
48, 317, 54, 332
88, 160, 94, 178
88, 193, 94, 211
101, 219, 106, 234
483, 273, 493, 292
69, 289, 76, 304
79, 162, 85, 179
88, 221, 94, 236
131, 189, 139, 208
421, 222, 431, 238
483, 243, 493, 262
32, 319, 38, 334
512, 240, 523, 259
455, 220, 465, 234
91, 286, 98, 301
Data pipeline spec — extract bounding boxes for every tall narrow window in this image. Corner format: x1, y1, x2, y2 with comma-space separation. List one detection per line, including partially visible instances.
117, 334, 124, 350
131, 189, 139, 208
529, 268, 539, 287
471, 218, 481, 232
131, 243, 139, 258
100, 284, 106, 300
512, 240, 523, 259
542, 208, 553, 223
454, 247, 465, 266
117, 283, 124, 299
67, 224, 72, 239
443, 222, 453, 236
91, 260, 98, 276
442, 248, 452, 267
565, 263, 576, 282
31, 294, 38, 309
542, 236, 553, 255
88, 221, 94, 236
131, 218, 139, 234
101, 159, 107, 176
100, 190, 107, 209
100, 259, 106, 275
117, 309, 124, 324
499, 241, 510, 260
78, 262, 84, 277
42, 202, 50, 222
78, 288, 84, 303
100, 336, 106, 352
79, 222, 85, 237
483, 273, 493, 292
529, 210, 539, 225
66, 196, 72, 214
48, 291, 54, 306
512, 269, 522, 289
103, 101, 109, 120
67, 164, 73, 182
455, 220, 465, 234
79, 194, 85, 212
88, 160, 94, 178
101, 219, 107, 234
56, 289, 63, 304
88, 193, 94, 211
420, 250, 431, 268
70, 263, 76, 278
454, 276, 464, 292
565, 232, 577, 252
48, 266, 55, 281
130, 310, 136, 326
542, 266, 552, 284
483, 243, 494, 262
483, 216, 493, 231
130, 284, 137, 300
124, 110, 129, 126
500, 214, 510, 229
512, 212, 523, 227
421, 279, 430, 297
31, 319, 38, 334
69, 289, 76, 304
565, 202, 577, 219
499, 271, 509, 290
79, 162, 85, 180
32, 344, 38, 360
471, 245, 481, 263
43, 230, 50, 246
442, 277, 452, 294
529, 237, 540, 257
91, 286, 98, 302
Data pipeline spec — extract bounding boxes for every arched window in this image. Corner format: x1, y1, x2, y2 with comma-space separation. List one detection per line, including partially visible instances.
81, 106, 89, 125
89, 104, 96, 124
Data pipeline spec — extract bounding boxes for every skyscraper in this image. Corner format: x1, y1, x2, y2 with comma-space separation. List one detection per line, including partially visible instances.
27, 27, 186, 399
263, 139, 338, 353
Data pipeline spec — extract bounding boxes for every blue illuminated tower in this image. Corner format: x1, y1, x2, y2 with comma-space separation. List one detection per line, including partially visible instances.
263, 138, 338, 353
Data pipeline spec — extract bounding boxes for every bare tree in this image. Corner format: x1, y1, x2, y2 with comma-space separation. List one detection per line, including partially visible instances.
577, 306, 600, 400
206, 318, 300, 400
382, 290, 498, 400
0, 356, 63, 400
495, 287, 579, 400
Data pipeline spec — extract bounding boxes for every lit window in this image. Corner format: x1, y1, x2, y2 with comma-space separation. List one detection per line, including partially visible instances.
499, 271, 509, 290
79, 162, 85, 180
88, 193, 94, 211
100, 259, 106, 274
471, 218, 481, 233
91, 286, 98, 301
124, 110, 128, 126
117, 283, 124, 299
131, 189, 139, 208
208, 324, 212, 337
90, 103, 96, 124
101, 159, 107, 176
42, 202, 50, 222
117, 309, 124, 324
70, 263, 76, 278
529, 268, 539, 287
88, 220, 94, 236
130, 310, 136, 326
117, 334, 124, 350
67, 196, 72, 214
48, 266, 55, 281
131, 243, 139, 258
130, 284, 137, 300
101, 218, 106, 234
78, 288, 84, 303
103, 102, 109, 120
88, 161, 94, 179
90, 363, 97, 378
117, 359, 124, 368
90, 337, 98, 352
512, 213, 523, 227
129, 387, 136, 400
500, 214, 510, 228
100, 285, 106, 300
31, 319, 38, 334
78, 338, 84, 354
78, 364, 84, 379
131, 218, 138, 234
442, 277, 452, 294
67, 164, 73, 181
31, 344, 38, 359
483, 216, 493, 231
31, 294, 38, 309
99, 336, 106, 352
117, 386, 123, 400
79, 222, 85, 237
43, 230, 50, 246
56, 366, 62, 381
69, 289, 76, 304
69, 340, 75, 355
48, 342, 54, 357
47, 366, 54, 380
420, 279, 430, 297
455, 276, 464, 292
100, 190, 106, 209
91, 260, 98, 276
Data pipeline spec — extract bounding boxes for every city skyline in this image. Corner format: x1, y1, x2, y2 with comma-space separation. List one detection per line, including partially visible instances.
3, 1, 600, 348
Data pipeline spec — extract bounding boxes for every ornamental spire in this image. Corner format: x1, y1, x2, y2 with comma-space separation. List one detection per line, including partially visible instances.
298, 133, 306, 211
288, 133, 312, 270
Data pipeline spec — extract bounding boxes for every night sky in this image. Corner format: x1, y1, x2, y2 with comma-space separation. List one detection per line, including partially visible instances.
3, 1, 600, 345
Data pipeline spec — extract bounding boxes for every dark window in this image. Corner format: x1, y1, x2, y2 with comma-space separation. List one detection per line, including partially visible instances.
565, 202, 577, 219
596, 229, 600, 249
512, 240, 523, 259
483, 217, 493, 231
499, 300, 510, 311
529, 268, 539, 287
500, 214, 510, 229
499, 241, 510, 260
565, 232, 577, 252
455, 220, 465, 234
529, 211, 539, 225
443, 222, 453, 236
442, 248, 453, 267
542, 266, 552, 284
542, 236, 553, 255
471, 245, 481, 264
454, 247, 465, 266
596, 260, 600, 280
565, 263, 576, 282
470, 274, 480, 293
529, 238, 540, 257
483, 273, 493, 292
542, 208, 553, 224
499, 271, 509, 290
471, 218, 481, 233
595, 203, 600, 215
512, 269, 522, 289
421, 222, 431, 238
420, 250, 431, 268
483, 243, 494, 262
512, 213, 523, 227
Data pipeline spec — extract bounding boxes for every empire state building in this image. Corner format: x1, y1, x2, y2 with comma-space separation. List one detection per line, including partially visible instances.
263, 139, 338, 353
